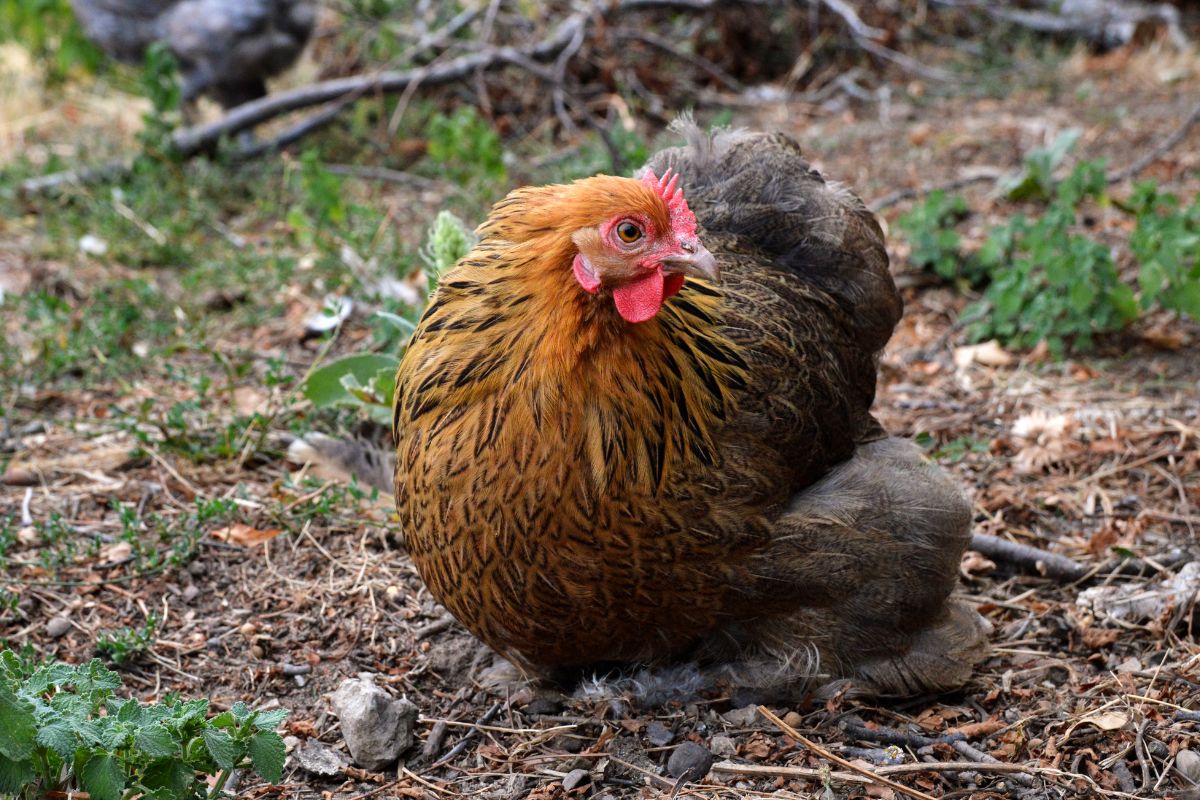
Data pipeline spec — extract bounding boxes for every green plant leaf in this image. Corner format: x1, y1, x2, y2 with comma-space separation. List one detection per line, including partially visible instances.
303, 354, 398, 408
135, 724, 177, 758
79, 753, 126, 800
142, 758, 196, 798
0, 684, 36, 760
230, 701, 251, 723
247, 731, 286, 783
202, 728, 240, 770
35, 721, 77, 759
0, 753, 36, 794
252, 708, 290, 731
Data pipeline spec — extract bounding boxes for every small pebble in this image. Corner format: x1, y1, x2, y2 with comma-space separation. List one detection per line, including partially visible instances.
645, 721, 674, 747
1177, 749, 1200, 783
553, 734, 583, 754
525, 695, 563, 716
46, 617, 72, 638
722, 704, 759, 727
783, 711, 803, 729
561, 768, 591, 792
182, 584, 200, 603
667, 741, 714, 782
709, 735, 736, 758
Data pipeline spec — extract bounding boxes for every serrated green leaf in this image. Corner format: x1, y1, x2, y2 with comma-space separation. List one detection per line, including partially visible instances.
142, 758, 197, 799
135, 724, 177, 758
230, 701, 251, 723
247, 731, 286, 783
98, 718, 134, 751
79, 753, 125, 800
252, 708, 289, 730
116, 697, 144, 725
0, 684, 36, 760
36, 721, 77, 759
202, 728, 240, 770
0, 753, 36, 794
209, 710, 236, 729
82, 659, 122, 692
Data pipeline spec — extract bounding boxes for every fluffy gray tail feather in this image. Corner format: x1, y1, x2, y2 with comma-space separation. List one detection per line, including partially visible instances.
286, 433, 394, 493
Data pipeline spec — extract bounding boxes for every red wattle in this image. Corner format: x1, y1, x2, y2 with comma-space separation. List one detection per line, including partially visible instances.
663, 273, 685, 299
612, 270, 665, 323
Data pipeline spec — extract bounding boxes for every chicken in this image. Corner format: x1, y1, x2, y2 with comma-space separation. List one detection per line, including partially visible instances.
71, 0, 315, 110
392, 123, 990, 699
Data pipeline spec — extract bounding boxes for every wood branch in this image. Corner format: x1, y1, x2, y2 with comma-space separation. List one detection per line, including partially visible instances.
614, 29, 745, 91
18, 158, 132, 197
714, 759, 1039, 779
171, 0, 742, 156
968, 532, 1089, 581
1107, 99, 1200, 184
985, 0, 1189, 49
868, 167, 1004, 211
810, 0, 955, 82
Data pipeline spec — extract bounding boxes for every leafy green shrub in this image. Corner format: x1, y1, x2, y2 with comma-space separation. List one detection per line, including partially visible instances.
999, 128, 1081, 202
0, 0, 103, 81
896, 191, 972, 282
137, 43, 183, 156
426, 106, 507, 186
897, 143, 1200, 356
0, 650, 288, 800
95, 615, 159, 666
966, 161, 1136, 355
419, 210, 477, 290
1128, 182, 1200, 318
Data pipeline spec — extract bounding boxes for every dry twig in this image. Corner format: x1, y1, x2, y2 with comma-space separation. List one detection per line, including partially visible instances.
758, 706, 939, 800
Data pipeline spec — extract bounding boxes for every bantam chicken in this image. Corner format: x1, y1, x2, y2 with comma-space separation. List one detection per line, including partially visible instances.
71, 0, 315, 110
392, 123, 990, 698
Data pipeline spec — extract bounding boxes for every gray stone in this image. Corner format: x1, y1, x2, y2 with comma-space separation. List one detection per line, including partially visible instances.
561, 768, 591, 792
46, 617, 71, 638
645, 721, 674, 747
667, 741, 714, 782
721, 704, 760, 727
294, 739, 348, 777
709, 735, 737, 758
330, 674, 418, 771
525, 695, 563, 716
1177, 749, 1200, 784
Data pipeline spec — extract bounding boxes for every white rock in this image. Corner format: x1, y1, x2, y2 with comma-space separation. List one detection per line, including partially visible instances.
79, 234, 108, 256
330, 674, 418, 771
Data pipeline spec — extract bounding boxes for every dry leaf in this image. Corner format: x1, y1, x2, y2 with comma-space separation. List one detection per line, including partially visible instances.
1012, 410, 1074, 440
954, 339, 1014, 369
1078, 711, 1130, 731
961, 550, 997, 577
1012, 410, 1077, 474
1080, 627, 1120, 649
233, 386, 268, 416
212, 523, 284, 545
98, 540, 133, 563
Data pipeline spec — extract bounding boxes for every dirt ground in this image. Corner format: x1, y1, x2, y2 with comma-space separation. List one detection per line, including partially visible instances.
3, 30, 1200, 800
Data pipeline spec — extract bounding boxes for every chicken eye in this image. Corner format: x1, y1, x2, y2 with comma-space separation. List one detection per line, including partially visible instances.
616, 221, 642, 243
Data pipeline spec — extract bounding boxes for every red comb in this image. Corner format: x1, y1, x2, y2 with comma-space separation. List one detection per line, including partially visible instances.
641, 168, 697, 238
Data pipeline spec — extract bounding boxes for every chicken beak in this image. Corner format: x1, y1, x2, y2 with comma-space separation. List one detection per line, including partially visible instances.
659, 241, 720, 283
